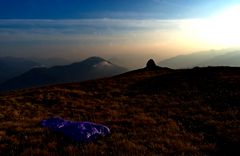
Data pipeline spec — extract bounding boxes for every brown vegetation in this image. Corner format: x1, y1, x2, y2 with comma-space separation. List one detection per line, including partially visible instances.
0, 67, 239, 155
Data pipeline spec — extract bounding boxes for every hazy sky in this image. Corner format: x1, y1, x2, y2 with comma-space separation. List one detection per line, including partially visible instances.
1, 0, 240, 68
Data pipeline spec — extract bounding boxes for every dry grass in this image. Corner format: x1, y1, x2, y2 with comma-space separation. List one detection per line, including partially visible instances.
0, 67, 239, 155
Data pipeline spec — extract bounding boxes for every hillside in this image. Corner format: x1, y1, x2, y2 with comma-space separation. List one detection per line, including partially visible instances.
159, 50, 240, 69
0, 66, 239, 155
0, 57, 128, 92
0, 57, 39, 84
29, 57, 72, 67
200, 51, 240, 67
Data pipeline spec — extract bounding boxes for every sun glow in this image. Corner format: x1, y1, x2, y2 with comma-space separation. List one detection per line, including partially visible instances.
186, 5, 240, 47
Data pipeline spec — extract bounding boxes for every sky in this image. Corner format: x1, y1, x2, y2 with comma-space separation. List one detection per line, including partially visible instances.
1, 0, 240, 68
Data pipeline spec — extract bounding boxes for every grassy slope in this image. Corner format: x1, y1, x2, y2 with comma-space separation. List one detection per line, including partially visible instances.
0, 67, 239, 156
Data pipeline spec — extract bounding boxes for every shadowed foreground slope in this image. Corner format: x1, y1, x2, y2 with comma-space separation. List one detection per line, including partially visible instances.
0, 67, 239, 155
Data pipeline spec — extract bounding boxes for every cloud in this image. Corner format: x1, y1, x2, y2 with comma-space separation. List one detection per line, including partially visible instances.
0, 19, 184, 42
0, 18, 207, 62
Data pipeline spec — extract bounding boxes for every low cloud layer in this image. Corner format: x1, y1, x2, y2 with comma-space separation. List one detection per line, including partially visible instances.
0, 18, 239, 68
0, 19, 196, 56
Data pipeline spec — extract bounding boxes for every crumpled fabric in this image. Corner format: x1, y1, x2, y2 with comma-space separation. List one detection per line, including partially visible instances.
41, 117, 110, 142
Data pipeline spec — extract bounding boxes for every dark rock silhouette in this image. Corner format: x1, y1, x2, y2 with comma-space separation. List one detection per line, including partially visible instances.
146, 59, 158, 69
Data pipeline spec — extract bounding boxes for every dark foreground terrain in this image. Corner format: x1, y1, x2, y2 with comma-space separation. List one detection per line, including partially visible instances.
0, 66, 239, 155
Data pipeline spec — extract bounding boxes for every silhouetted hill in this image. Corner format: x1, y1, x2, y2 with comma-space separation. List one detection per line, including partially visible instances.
0, 56, 128, 91
159, 50, 240, 69
0, 57, 40, 83
30, 57, 72, 67
200, 51, 240, 66
0, 65, 239, 155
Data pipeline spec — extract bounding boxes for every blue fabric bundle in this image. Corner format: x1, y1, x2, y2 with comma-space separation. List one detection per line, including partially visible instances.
41, 117, 110, 142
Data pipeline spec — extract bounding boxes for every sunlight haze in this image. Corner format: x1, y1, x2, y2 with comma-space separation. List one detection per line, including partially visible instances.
0, 0, 240, 68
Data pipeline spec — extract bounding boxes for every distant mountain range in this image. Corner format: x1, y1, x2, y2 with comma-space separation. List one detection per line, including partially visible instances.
0, 57, 40, 84
29, 57, 72, 67
159, 50, 240, 69
2, 50, 240, 91
0, 56, 128, 91
0, 56, 73, 84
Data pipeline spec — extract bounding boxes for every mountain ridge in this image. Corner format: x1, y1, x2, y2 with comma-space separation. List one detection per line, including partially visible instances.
0, 56, 128, 92
159, 50, 240, 69
0, 56, 40, 83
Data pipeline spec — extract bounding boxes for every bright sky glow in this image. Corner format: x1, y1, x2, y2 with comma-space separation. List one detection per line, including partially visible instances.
185, 5, 240, 48
1, 1, 240, 68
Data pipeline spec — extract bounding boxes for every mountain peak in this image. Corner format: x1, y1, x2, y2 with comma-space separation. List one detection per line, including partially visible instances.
0, 56, 128, 91
79, 56, 114, 68
84, 56, 106, 63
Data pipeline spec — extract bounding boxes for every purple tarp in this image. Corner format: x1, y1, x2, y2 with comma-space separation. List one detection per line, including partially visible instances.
41, 117, 110, 142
